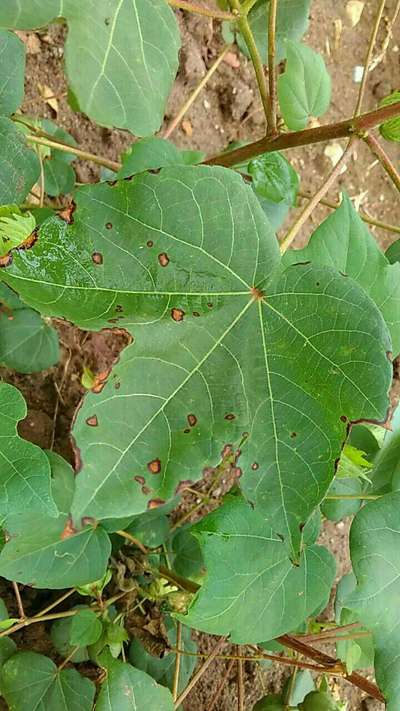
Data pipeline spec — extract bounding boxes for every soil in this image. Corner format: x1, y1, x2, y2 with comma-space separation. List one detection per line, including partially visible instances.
1, 1, 399, 709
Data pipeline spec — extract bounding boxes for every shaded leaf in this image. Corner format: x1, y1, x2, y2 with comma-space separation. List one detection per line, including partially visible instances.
284, 670, 315, 706
51, 608, 90, 663
70, 608, 102, 647
253, 695, 285, 710
0, 30, 25, 115
278, 41, 331, 130
47, 449, 75, 515
335, 573, 374, 672
0, 382, 57, 517
0, 651, 95, 711
178, 495, 335, 643
96, 655, 174, 711
0, 117, 40, 205
321, 476, 362, 521
0, 297, 59, 373
284, 194, 400, 355
44, 158, 75, 197
171, 525, 204, 579
249, 151, 300, 230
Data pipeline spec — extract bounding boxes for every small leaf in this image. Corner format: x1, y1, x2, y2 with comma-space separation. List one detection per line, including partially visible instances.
0, 637, 16, 667
70, 608, 103, 647
47, 450, 75, 515
0, 207, 35, 257
0, 297, 59, 373
278, 41, 331, 130
51, 609, 90, 663
171, 525, 204, 579
96, 655, 174, 711
386, 238, 400, 265
0, 383, 57, 518
178, 495, 335, 643
126, 511, 170, 548
0, 651, 95, 711
335, 573, 374, 672
44, 158, 75, 197
0, 118, 40, 206
117, 138, 196, 179
379, 91, 400, 142
249, 152, 299, 206
0, 30, 25, 115
299, 690, 344, 710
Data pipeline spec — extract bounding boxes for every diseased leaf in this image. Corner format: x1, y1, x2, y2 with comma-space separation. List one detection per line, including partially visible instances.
278, 41, 331, 130
177, 495, 335, 643
346, 492, 400, 710
96, 656, 174, 711
0, 383, 57, 517
0, 30, 25, 115
0, 117, 40, 205
284, 194, 400, 355
0, 651, 95, 711
0, 166, 391, 553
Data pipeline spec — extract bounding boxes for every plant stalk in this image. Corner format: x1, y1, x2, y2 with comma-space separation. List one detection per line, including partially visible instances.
173, 637, 227, 709
172, 622, 182, 701
25, 134, 121, 172
363, 132, 400, 192
353, 0, 387, 117
267, 0, 278, 133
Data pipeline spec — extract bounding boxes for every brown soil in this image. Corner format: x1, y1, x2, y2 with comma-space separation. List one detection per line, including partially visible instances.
1, 1, 399, 709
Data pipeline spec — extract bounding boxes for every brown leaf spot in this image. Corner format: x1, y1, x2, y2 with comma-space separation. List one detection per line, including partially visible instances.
224, 413, 235, 421
116, 305, 123, 313
148, 498, 166, 510
59, 202, 76, 223
60, 516, 77, 540
192, 311, 200, 317
115, 381, 121, 390
147, 240, 153, 248
251, 462, 259, 470
147, 458, 161, 474
184, 428, 191, 434
86, 415, 98, 427
158, 252, 169, 267
134, 476, 145, 485
221, 444, 233, 458
92, 369, 111, 394
0, 254, 13, 268
81, 516, 96, 528
290, 432, 297, 438
340, 415, 347, 423
171, 308, 184, 322
207, 302, 213, 308
250, 286, 264, 301
187, 414, 197, 427
105, 222, 113, 230
92, 252, 103, 265
142, 486, 151, 495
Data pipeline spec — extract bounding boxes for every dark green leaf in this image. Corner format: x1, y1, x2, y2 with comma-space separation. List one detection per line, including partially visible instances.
335, 573, 374, 672
47, 450, 75, 515
386, 238, 400, 264
51, 608, 91, 663
171, 526, 204, 579
0, 117, 40, 205
44, 158, 75, 197
178, 495, 335, 643
117, 138, 200, 179
0, 30, 25, 115
1, 651, 95, 710
249, 152, 299, 206
284, 670, 315, 706
379, 91, 400, 142
278, 41, 331, 130
70, 609, 102, 647
253, 695, 285, 711
321, 476, 362, 521
299, 690, 343, 710
126, 511, 170, 548
96, 656, 174, 711
0, 301, 59, 373
0, 2, 63, 28
0, 383, 57, 517
284, 194, 400, 355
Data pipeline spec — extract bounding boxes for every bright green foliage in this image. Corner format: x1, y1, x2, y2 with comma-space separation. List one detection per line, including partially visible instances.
0, 118, 40, 205
0, 383, 57, 517
96, 655, 174, 711
70, 609, 103, 647
117, 137, 203, 179
347, 493, 400, 710
0, 0, 181, 136
379, 91, 400, 142
0, 206, 35, 256
278, 41, 331, 130
177, 495, 335, 643
0, 651, 95, 710
284, 194, 400, 355
0, 30, 25, 114
236, 0, 311, 64
0, 167, 391, 552
299, 690, 345, 710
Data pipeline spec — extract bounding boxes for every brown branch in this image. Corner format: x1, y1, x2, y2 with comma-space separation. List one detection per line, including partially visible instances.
172, 622, 182, 701
237, 645, 244, 711
354, 0, 386, 116
170, 646, 341, 673
297, 190, 400, 235
204, 100, 400, 167
12, 582, 25, 620
173, 637, 227, 709
363, 132, 400, 192
267, 0, 278, 133
278, 634, 385, 703
167, 0, 235, 20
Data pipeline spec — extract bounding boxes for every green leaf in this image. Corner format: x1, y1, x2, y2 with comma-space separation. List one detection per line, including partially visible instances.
0, 510, 111, 589
44, 158, 75, 197
0, 118, 40, 205
299, 690, 344, 711
0, 651, 95, 711
0, 30, 25, 115
237, 0, 311, 64
96, 656, 174, 711
117, 138, 199, 179
346, 492, 400, 709
171, 525, 204, 579
253, 695, 285, 711
0, 1, 180, 136
126, 511, 170, 548
0, 207, 35, 256
0, 166, 391, 552
379, 91, 400, 142
47, 449, 75, 515
177, 495, 335, 643
0, 298, 59, 373
0, 637, 16, 667
321, 476, 362, 522
0, 382, 57, 517
284, 670, 315, 706
51, 609, 90, 663
284, 194, 400, 355
70, 608, 103, 647
278, 41, 331, 130
249, 152, 299, 206
337, 444, 373, 480
335, 573, 374, 672
386, 238, 400, 264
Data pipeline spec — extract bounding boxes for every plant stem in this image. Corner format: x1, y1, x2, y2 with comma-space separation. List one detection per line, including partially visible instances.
172, 622, 182, 701
298, 622, 362, 642
297, 189, 400, 235
237, 645, 244, 711
159, 565, 200, 593
38, 589, 76, 617
204, 100, 400, 167
12, 582, 25, 620
116, 529, 148, 555
277, 634, 385, 703
363, 132, 400, 192
170, 646, 330, 672
208, 658, 236, 710
267, 0, 278, 133
167, 0, 235, 20
280, 140, 356, 253
173, 637, 227, 709
58, 645, 80, 671
25, 134, 121, 172
353, 0, 386, 117
228, 0, 272, 130
325, 493, 382, 501
164, 44, 232, 139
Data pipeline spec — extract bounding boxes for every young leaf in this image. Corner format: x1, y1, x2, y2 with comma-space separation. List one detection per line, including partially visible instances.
346, 492, 400, 710
117, 137, 202, 179
299, 690, 345, 710
0, 651, 95, 711
379, 91, 400, 143
249, 152, 299, 206
0, 117, 40, 205
51, 609, 90, 663
44, 158, 75, 197
70, 608, 103, 647
386, 238, 400, 264
177, 495, 335, 643
0, 1, 181, 136
278, 41, 331, 130
334, 573, 374, 672
96, 655, 174, 711
284, 194, 400, 355
0, 297, 59, 373
0, 167, 391, 552
0, 30, 25, 115
0, 208, 35, 256
0, 382, 57, 517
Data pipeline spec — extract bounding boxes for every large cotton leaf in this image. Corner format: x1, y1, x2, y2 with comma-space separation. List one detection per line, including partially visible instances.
278, 41, 331, 130
0, 117, 40, 205
0, 0, 181, 136
178, 495, 335, 643
0, 167, 391, 552
0, 30, 25, 115
0, 383, 57, 517
284, 195, 400, 355
346, 493, 400, 710
96, 657, 174, 711
1, 651, 95, 711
